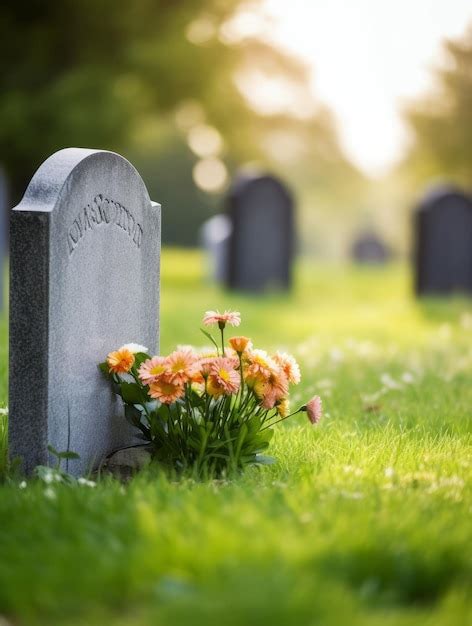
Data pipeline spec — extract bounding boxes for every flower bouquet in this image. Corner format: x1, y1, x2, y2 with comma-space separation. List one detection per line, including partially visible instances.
100, 310, 321, 476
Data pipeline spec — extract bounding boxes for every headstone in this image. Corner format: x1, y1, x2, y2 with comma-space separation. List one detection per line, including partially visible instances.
199, 214, 232, 283
9, 148, 161, 475
414, 184, 472, 295
351, 231, 391, 264
0, 168, 8, 312
226, 172, 294, 292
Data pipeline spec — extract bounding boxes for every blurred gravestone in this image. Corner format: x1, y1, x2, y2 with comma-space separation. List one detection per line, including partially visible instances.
9, 148, 161, 474
351, 231, 391, 265
200, 214, 232, 283
0, 168, 8, 311
226, 172, 294, 292
414, 185, 472, 295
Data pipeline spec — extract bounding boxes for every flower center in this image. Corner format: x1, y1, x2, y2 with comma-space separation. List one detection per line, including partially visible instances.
219, 368, 230, 382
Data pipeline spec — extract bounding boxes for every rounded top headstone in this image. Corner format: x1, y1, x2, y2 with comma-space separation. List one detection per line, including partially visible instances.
14, 148, 151, 214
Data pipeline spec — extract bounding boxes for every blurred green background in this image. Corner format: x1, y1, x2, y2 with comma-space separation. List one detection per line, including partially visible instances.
2, 0, 472, 257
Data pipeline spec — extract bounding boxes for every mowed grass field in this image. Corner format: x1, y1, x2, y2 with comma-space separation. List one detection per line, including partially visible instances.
0, 249, 471, 626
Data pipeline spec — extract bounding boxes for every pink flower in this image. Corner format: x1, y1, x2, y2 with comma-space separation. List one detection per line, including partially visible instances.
167, 349, 199, 384
138, 356, 168, 385
273, 352, 301, 385
207, 357, 240, 395
305, 396, 322, 425
203, 310, 241, 328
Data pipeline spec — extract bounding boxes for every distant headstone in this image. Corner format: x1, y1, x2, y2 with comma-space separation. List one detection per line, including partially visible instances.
414, 185, 472, 295
0, 168, 8, 311
351, 231, 391, 264
9, 148, 161, 475
226, 173, 294, 292
200, 214, 232, 283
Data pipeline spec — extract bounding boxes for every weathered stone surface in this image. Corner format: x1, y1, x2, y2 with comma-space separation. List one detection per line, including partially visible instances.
226, 172, 295, 292
0, 168, 8, 312
103, 444, 153, 481
414, 185, 472, 295
9, 148, 161, 475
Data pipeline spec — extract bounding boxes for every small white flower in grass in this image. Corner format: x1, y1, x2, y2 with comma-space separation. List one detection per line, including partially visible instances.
401, 372, 415, 384
0, 406, 8, 416
43, 470, 54, 484
19, 481, 27, 489
120, 343, 148, 354
384, 467, 395, 478
78, 477, 96, 488
380, 373, 402, 390
44, 487, 56, 500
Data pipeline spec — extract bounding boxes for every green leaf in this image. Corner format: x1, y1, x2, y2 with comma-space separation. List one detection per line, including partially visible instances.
120, 381, 145, 404
98, 361, 109, 376
47, 444, 60, 457
57, 451, 80, 460
133, 352, 151, 369
200, 328, 219, 353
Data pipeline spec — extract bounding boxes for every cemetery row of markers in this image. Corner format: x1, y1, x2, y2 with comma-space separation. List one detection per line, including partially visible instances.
1, 148, 472, 476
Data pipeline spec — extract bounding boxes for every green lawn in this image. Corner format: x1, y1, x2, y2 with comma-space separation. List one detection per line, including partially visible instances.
0, 249, 471, 626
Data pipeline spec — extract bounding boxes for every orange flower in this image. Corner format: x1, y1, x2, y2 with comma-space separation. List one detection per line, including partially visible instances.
138, 356, 168, 385
229, 336, 252, 354
244, 349, 277, 381
167, 349, 199, 384
208, 357, 240, 395
273, 352, 301, 385
107, 348, 135, 374
149, 378, 184, 404
203, 310, 241, 328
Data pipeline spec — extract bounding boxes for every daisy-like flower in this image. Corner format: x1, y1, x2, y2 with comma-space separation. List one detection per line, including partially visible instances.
167, 349, 199, 384
304, 396, 322, 425
273, 352, 301, 385
120, 343, 148, 354
203, 310, 241, 329
199, 356, 217, 379
107, 348, 135, 374
229, 336, 252, 354
138, 356, 168, 385
245, 349, 277, 381
208, 357, 240, 395
259, 369, 289, 410
149, 378, 185, 404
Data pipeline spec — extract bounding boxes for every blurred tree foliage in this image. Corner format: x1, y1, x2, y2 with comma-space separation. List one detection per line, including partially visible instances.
404, 26, 472, 186
0, 0, 365, 249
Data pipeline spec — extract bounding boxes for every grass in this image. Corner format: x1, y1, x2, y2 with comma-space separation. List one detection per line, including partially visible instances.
0, 249, 471, 626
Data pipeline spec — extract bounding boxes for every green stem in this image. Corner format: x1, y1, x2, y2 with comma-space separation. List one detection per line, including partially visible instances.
220, 326, 225, 355
260, 408, 303, 431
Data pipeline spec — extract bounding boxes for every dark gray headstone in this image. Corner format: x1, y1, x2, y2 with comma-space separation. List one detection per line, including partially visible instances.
9, 148, 161, 475
351, 231, 391, 264
414, 185, 472, 295
226, 173, 294, 292
199, 214, 231, 283
0, 168, 8, 312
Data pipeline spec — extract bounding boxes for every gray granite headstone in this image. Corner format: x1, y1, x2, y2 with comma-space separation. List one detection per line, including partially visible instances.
226, 172, 294, 292
351, 231, 391, 265
414, 184, 472, 295
199, 214, 232, 283
9, 148, 161, 475
0, 168, 8, 312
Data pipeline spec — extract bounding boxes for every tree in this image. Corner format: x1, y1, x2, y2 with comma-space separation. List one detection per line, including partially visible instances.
404, 25, 472, 186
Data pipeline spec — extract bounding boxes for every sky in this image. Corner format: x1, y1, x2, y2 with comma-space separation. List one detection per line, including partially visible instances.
262, 0, 472, 177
